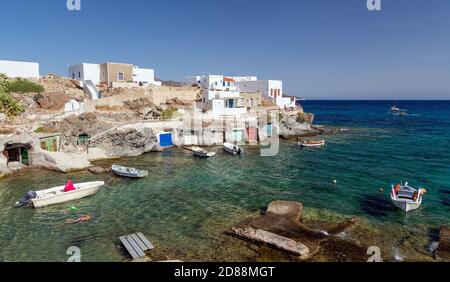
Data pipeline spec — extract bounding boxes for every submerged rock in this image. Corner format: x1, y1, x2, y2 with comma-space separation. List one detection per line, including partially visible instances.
229, 201, 364, 261
393, 247, 405, 262
429, 241, 439, 253
88, 166, 110, 174
231, 226, 310, 258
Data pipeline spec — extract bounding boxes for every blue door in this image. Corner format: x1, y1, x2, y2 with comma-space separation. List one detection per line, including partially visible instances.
159, 133, 174, 147
265, 124, 273, 137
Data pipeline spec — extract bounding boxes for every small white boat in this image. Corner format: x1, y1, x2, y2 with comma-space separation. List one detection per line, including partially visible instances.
390, 106, 408, 115
223, 142, 244, 156
390, 182, 427, 212
191, 146, 216, 158
16, 181, 104, 209
298, 140, 326, 148
112, 165, 148, 178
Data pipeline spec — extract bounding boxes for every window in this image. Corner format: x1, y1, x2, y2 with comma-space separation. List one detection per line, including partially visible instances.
270, 89, 274, 97
72, 73, 75, 79
78, 72, 81, 78
117, 72, 125, 81
77, 134, 90, 146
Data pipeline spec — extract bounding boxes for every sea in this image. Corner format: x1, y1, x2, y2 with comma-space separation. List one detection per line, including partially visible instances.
0, 100, 449, 261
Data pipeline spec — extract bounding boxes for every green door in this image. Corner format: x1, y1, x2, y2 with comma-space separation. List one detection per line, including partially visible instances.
21, 148, 29, 166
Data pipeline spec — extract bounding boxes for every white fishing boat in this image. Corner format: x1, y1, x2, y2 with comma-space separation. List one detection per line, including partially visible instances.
223, 142, 244, 156
15, 181, 104, 208
112, 165, 148, 178
298, 140, 326, 148
390, 182, 427, 212
390, 105, 408, 115
191, 146, 216, 158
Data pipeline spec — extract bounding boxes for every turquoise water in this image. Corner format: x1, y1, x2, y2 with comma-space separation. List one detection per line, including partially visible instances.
0, 100, 449, 261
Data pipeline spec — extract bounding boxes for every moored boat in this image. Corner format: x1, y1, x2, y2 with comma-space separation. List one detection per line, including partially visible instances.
390, 182, 427, 212
112, 165, 148, 178
223, 142, 244, 156
15, 181, 105, 208
298, 140, 326, 148
190, 146, 216, 158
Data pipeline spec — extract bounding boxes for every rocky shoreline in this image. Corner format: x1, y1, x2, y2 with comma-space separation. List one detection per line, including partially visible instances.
1, 107, 321, 179
223, 201, 448, 262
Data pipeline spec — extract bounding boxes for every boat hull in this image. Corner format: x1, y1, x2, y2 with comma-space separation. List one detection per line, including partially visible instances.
223, 144, 243, 156
31, 181, 104, 208
112, 171, 147, 178
224, 147, 238, 155
190, 146, 216, 158
299, 141, 325, 148
193, 151, 216, 158
390, 196, 422, 212
112, 165, 148, 178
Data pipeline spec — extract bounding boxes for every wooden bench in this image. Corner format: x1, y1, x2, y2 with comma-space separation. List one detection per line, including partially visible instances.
119, 232, 154, 260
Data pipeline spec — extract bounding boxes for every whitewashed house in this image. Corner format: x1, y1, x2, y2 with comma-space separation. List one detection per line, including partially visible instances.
189, 75, 247, 118
231, 76, 258, 82
68, 62, 161, 87
0, 60, 40, 78
68, 63, 101, 85
64, 99, 84, 116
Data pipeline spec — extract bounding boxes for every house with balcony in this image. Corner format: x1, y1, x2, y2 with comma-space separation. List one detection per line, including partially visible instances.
188, 75, 248, 118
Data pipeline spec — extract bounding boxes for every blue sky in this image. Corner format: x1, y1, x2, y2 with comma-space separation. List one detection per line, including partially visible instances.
1, 0, 449, 99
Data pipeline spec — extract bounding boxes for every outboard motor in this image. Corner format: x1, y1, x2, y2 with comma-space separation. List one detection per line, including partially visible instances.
15, 191, 37, 208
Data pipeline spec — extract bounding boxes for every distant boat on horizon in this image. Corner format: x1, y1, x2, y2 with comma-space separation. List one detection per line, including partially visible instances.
390, 102, 408, 115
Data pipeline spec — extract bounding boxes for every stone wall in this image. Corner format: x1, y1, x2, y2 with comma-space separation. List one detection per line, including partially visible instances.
83, 86, 200, 112
149, 86, 200, 106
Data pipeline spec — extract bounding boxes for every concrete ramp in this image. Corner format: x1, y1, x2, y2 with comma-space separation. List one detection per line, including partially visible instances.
83, 80, 100, 100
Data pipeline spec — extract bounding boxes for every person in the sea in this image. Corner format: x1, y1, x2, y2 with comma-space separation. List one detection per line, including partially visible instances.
66, 215, 93, 224
64, 178, 76, 192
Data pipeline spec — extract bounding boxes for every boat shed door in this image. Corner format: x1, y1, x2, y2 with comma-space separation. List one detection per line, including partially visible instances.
159, 132, 174, 147
21, 148, 29, 166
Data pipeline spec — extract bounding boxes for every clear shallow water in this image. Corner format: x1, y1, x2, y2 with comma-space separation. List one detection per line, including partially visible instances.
0, 100, 449, 261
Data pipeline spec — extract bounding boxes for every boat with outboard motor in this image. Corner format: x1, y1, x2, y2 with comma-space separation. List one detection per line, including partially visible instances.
15, 181, 104, 208
223, 142, 244, 156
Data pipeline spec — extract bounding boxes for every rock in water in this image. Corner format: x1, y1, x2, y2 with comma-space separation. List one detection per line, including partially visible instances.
429, 241, 439, 252
231, 227, 310, 258
266, 201, 303, 221
88, 166, 109, 174
439, 226, 450, 252
393, 247, 405, 262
